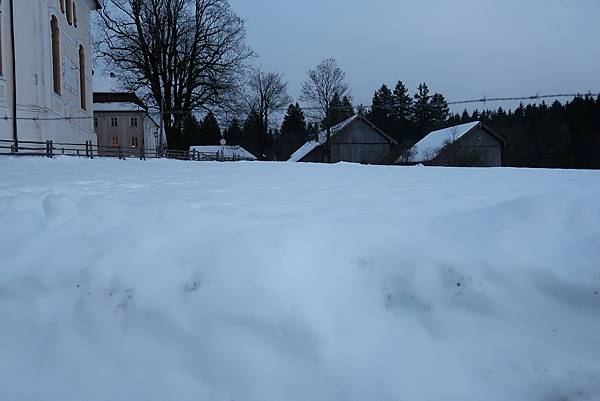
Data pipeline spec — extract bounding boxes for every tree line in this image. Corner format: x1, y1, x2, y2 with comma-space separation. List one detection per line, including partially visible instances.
96, 0, 600, 168
448, 96, 600, 169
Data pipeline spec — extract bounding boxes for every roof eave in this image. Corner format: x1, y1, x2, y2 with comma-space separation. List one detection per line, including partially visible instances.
479, 123, 506, 147
357, 115, 398, 145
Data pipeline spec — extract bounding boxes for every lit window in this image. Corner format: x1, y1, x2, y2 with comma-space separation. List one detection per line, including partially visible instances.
111, 137, 119, 148
111, 117, 118, 127
130, 117, 138, 127
131, 137, 139, 148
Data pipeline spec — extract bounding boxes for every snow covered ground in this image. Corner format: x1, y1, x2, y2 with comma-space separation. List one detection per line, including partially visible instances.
1, 157, 600, 401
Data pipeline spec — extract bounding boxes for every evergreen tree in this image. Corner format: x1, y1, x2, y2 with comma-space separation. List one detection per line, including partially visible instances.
391, 81, 413, 122
224, 118, 243, 146
368, 84, 396, 137
460, 109, 471, 122
430, 93, 449, 128
181, 114, 202, 148
199, 112, 221, 145
243, 109, 271, 159
275, 103, 309, 160
322, 93, 354, 129
341, 96, 354, 119
412, 83, 432, 132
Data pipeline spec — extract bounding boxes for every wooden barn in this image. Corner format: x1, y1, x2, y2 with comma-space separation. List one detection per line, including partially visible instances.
398, 121, 505, 167
289, 115, 397, 164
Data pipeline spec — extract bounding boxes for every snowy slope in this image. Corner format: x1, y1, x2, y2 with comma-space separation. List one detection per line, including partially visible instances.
1, 157, 600, 401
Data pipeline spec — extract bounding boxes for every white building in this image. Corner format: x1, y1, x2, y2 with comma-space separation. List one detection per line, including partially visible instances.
0, 0, 100, 151
93, 92, 165, 156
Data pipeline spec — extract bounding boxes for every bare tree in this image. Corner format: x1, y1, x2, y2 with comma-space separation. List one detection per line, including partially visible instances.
300, 58, 349, 163
96, 0, 252, 149
244, 68, 291, 139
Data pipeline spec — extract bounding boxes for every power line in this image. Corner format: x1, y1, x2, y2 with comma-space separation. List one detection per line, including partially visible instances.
3, 91, 599, 121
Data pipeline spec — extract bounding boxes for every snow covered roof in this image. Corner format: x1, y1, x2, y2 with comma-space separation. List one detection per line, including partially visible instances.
93, 102, 147, 112
93, 92, 147, 113
289, 115, 396, 162
289, 115, 358, 162
189, 146, 257, 160
408, 121, 481, 162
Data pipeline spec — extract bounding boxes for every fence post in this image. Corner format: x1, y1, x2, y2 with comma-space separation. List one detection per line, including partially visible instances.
90, 142, 94, 159
49, 140, 54, 158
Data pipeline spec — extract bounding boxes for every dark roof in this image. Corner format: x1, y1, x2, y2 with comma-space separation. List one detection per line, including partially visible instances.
93, 92, 146, 109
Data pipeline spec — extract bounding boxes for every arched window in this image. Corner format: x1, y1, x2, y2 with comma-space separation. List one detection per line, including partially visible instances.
66, 0, 72, 25
59, 0, 65, 13
51, 16, 61, 95
73, 2, 78, 27
79, 45, 86, 110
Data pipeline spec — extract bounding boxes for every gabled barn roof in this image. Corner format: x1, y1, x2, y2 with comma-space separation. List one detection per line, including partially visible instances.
288, 115, 396, 162
406, 121, 504, 163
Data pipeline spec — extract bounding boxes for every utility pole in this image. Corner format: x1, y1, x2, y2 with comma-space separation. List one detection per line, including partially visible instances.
8, 0, 18, 151
325, 111, 331, 163
159, 96, 164, 154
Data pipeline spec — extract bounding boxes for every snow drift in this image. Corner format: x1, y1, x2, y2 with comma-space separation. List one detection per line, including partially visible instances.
0, 157, 599, 401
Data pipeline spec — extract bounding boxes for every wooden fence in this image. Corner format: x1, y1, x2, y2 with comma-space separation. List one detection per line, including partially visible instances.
0, 139, 254, 162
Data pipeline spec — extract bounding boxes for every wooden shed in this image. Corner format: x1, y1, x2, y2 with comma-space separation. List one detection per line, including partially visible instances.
398, 121, 505, 167
289, 115, 397, 164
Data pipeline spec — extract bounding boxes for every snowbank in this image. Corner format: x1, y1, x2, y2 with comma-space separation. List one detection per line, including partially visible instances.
1, 157, 599, 401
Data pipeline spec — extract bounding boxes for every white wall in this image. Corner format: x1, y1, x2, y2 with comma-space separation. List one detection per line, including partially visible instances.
0, 0, 96, 149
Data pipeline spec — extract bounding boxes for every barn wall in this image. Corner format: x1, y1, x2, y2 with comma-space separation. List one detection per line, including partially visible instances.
430, 126, 503, 167
330, 119, 392, 164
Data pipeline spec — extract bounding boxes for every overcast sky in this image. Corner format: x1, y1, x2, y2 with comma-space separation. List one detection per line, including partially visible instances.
227, 0, 600, 112
94, 0, 600, 114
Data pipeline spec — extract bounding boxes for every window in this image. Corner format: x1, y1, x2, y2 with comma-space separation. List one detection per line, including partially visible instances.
130, 117, 138, 127
111, 137, 119, 148
131, 137, 139, 148
51, 16, 61, 95
79, 45, 86, 109
66, 0, 73, 25
94, 117, 98, 127
111, 117, 118, 127
73, 2, 77, 27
